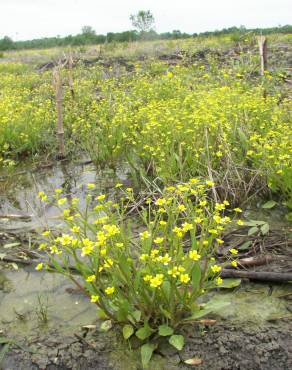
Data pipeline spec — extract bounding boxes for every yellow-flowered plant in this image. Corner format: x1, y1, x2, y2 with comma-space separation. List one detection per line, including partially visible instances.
39, 179, 240, 365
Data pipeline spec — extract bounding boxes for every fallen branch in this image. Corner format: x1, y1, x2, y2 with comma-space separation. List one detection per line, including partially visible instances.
225, 255, 284, 269
221, 269, 292, 283
0, 214, 32, 220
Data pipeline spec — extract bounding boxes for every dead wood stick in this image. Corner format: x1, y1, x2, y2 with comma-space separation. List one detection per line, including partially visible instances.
0, 214, 32, 220
0, 256, 32, 265
258, 35, 268, 76
53, 66, 65, 159
221, 269, 292, 283
225, 255, 282, 269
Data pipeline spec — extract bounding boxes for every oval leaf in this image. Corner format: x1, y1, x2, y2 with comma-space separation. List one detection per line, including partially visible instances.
219, 278, 241, 289
248, 226, 258, 236
262, 200, 277, 209
136, 325, 153, 340
100, 320, 112, 332
169, 334, 184, 351
158, 324, 173, 336
260, 223, 269, 235
123, 324, 134, 339
141, 343, 156, 368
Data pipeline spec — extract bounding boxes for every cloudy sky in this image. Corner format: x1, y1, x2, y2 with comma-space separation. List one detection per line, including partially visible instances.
1, 0, 291, 40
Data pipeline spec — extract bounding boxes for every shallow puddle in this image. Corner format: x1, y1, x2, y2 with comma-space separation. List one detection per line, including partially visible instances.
0, 267, 97, 336
0, 161, 127, 233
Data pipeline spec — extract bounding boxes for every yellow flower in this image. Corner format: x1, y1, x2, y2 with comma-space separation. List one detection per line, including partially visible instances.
154, 237, 164, 244
155, 198, 166, 206
168, 267, 180, 277
149, 274, 164, 288
140, 254, 148, 261
237, 220, 244, 226
87, 183, 96, 189
71, 226, 80, 233
115, 183, 123, 188
173, 226, 183, 238
156, 253, 171, 265
180, 273, 190, 284
234, 208, 242, 213
96, 194, 105, 201
182, 222, 193, 232
231, 261, 238, 267
177, 204, 186, 212
216, 238, 224, 244
42, 230, 50, 236
229, 248, 238, 255
189, 250, 201, 261
206, 180, 215, 186
211, 265, 222, 273
104, 258, 113, 268
59, 234, 73, 246
58, 198, 67, 206
215, 277, 223, 285
159, 220, 167, 226
54, 188, 62, 194
86, 275, 96, 282
105, 286, 115, 295
90, 295, 99, 303
140, 230, 151, 240
35, 263, 43, 271
115, 242, 124, 248
143, 274, 152, 282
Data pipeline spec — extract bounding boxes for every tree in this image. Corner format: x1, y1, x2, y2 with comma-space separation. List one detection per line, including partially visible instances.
0, 36, 14, 51
81, 26, 96, 36
130, 10, 155, 33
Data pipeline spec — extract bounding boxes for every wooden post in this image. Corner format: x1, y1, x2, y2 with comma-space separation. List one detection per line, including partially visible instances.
53, 66, 65, 159
67, 52, 75, 98
258, 35, 267, 76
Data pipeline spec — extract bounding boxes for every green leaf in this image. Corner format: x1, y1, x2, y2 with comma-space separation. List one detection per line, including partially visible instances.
122, 324, 134, 339
183, 297, 230, 321
119, 254, 131, 281
219, 278, 241, 289
136, 324, 154, 340
0, 343, 10, 363
141, 343, 156, 368
0, 337, 12, 345
132, 310, 142, 322
260, 223, 269, 235
96, 308, 108, 320
159, 305, 171, 319
244, 220, 266, 227
158, 325, 173, 336
262, 200, 277, 209
191, 263, 201, 292
161, 281, 171, 300
248, 226, 258, 236
169, 335, 184, 351
100, 320, 112, 332
238, 241, 252, 251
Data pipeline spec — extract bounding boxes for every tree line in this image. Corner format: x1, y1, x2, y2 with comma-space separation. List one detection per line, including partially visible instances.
1, 24, 292, 52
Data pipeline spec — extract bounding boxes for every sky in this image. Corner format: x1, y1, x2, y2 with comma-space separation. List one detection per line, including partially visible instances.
1, 0, 291, 41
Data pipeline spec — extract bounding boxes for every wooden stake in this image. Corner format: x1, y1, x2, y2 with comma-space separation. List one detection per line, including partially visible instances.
258, 35, 268, 76
67, 52, 75, 98
53, 66, 65, 159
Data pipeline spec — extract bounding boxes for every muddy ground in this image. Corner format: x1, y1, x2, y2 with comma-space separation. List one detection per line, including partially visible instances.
2, 315, 292, 370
